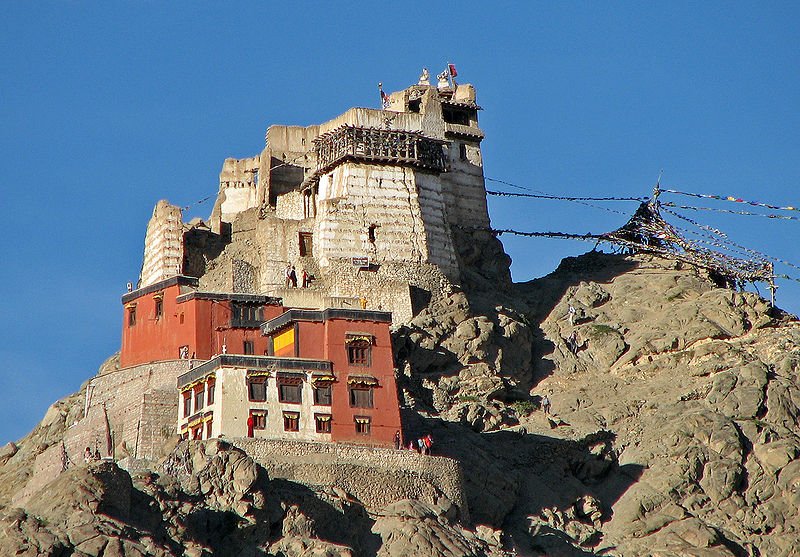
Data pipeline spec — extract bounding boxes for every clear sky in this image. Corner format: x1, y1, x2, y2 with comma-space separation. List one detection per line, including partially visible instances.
1, 3, 798, 444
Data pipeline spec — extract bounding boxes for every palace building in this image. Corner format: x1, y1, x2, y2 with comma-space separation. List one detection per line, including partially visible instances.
119, 275, 401, 447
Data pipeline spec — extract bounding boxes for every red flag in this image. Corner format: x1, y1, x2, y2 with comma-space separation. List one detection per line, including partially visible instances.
448, 63, 458, 78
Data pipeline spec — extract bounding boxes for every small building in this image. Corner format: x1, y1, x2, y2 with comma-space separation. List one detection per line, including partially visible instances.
176, 308, 402, 447
120, 275, 284, 368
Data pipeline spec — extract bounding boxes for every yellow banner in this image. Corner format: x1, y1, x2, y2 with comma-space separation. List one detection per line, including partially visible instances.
274, 328, 295, 354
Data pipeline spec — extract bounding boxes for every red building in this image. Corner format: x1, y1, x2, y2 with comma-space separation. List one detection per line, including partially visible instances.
120, 276, 284, 368
120, 277, 403, 447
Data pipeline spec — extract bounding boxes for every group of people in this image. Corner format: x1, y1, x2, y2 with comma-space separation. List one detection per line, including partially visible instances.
284, 264, 310, 288
83, 446, 102, 463
395, 430, 434, 455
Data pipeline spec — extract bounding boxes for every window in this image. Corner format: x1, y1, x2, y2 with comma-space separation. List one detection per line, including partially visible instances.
408, 98, 421, 113
459, 143, 468, 161
154, 297, 163, 319
368, 224, 377, 244
206, 419, 213, 438
349, 387, 374, 409
283, 411, 300, 432
207, 380, 215, 405
248, 377, 267, 402
194, 388, 204, 412
442, 106, 471, 125
192, 426, 203, 440
355, 416, 371, 435
279, 383, 302, 403
243, 340, 254, 355
313, 384, 332, 406
347, 341, 371, 366
127, 307, 136, 327
299, 232, 313, 256
231, 303, 263, 328
179, 313, 185, 325
278, 373, 303, 403
250, 410, 267, 430
315, 414, 332, 433
182, 392, 192, 417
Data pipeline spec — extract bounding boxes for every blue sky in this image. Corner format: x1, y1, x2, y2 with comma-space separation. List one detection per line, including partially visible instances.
1, 3, 798, 444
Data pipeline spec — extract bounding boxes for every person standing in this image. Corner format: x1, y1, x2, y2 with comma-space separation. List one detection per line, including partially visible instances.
284, 264, 292, 288
289, 266, 298, 288
541, 395, 552, 416
394, 430, 401, 450
301, 268, 309, 288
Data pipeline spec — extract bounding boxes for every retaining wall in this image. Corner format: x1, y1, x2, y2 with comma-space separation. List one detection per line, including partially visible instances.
230, 438, 469, 520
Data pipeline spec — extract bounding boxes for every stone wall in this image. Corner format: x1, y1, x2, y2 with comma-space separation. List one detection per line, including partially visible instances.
135, 389, 179, 460
65, 360, 198, 461
315, 164, 458, 279
229, 438, 468, 520
139, 200, 184, 288
210, 156, 260, 225
12, 443, 66, 506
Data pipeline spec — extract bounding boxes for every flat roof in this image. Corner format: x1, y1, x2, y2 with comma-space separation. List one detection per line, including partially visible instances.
121, 275, 198, 304
177, 354, 333, 388
262, 308, 392, 336
175, 291, 283, 305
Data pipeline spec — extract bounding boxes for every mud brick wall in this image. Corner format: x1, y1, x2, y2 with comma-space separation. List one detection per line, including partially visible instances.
230, 438, 468, 520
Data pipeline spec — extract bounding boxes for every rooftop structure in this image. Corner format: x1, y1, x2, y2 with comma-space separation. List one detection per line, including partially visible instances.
135, 70, 509, 324
175, 309, 401, 447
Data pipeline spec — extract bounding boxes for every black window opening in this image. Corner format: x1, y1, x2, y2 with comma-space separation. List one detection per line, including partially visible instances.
347, 341, 371, 366
231, 303, 264, 328
243, 340, 255, 355
283, 412, 300, 431
313, 384, 332, 405
154, 296, 163, 319
459, 143, 468, 161
442, 106, 472, 125
408, 98, 421, 113
315, 414, 332, 433
368, 224, 377, 244
194, 388, 204, 411
303, 191, 315, 219
251, 410, 267, 430
279, 383, 302, 404
248, 377, 267, 402
299, 232, 313, 256
182, 392, 192, 417
349, 387, 374, 408
355, 416, 371, 435
128, 307, 136, 327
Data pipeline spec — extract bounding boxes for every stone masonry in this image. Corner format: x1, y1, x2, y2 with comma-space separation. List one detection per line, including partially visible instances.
136, 75, 509, 322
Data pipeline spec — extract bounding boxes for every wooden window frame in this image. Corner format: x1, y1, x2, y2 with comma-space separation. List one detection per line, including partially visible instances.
354, 416, 371, 435
250, 410, 267, 430
313, 383, 332, 405
283, 412, 300, 432
349, 386, 374, 409
315, 413, 332, 433
248, 377, 268, 402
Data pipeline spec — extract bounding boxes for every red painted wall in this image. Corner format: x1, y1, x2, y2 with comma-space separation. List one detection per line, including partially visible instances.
120, 286, 283, 368
326, 319, 401, 447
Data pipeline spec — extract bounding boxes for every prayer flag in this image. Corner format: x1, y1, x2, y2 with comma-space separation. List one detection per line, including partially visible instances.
448, 63, 458, 77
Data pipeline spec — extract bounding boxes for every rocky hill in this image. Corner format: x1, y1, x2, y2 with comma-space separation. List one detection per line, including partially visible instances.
2, 251, 799, 556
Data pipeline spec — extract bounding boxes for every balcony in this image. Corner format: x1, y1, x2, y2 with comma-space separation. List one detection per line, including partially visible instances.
314, 126, 447, 174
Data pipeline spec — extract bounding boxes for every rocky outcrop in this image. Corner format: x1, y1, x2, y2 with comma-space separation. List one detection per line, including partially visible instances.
2, 251, 800, 556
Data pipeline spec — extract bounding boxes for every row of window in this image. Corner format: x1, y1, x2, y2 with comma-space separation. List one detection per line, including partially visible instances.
247, 377, 374, 408
183, 381, 216, 417
249, 410, 370, 435
128, 301, 263, 328
182, 377, 376, 419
